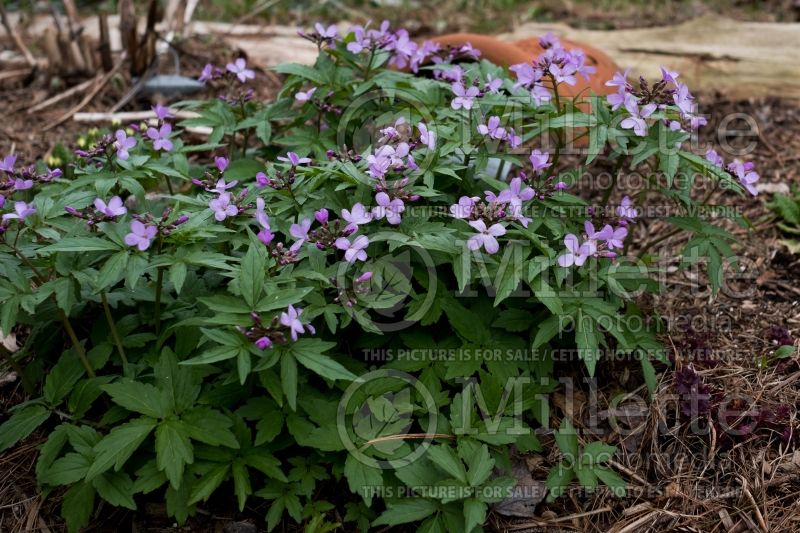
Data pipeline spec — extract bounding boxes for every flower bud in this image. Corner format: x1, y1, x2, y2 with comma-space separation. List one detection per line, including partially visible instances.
255, 337, 273, 350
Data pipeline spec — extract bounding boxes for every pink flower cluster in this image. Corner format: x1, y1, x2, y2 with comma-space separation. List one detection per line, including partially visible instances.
705, 149, 760, 196
557, 196, 637, 268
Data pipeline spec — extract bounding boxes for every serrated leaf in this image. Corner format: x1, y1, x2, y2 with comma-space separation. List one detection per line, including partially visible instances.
92, 471, 137, 509
86, 417, 157, 480
373, 499, 438, 526
155, 420, 194, 489
102, 380, 167, 418
426, 445, 467, 484
61, 482, 95, 533
41, 452, 91, 486
463, 498, 487, 532
344, 454, 383, 506
187, 463, 229, 505
0, 404, 51, 453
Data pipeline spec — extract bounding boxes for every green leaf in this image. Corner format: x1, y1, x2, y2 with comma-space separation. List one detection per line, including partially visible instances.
554, 418, 579, 463
593, 466, 627, 496
581, 442, 616, 465
239, 244, 265, 307
92, 471, 137, 510
43, 354, 86, 405
155, 420, 194, 489
426, 445, 467, 484
281, 353, 298, 410
103, 380, 167, 418
545, 462, 574, 501
181, 407, 239, 448
39, 237, 120, 253
40, 452, 91, 486
575, 309, 601, 377
290, 339, 356, 381
465, 444, 494, 487
463, 498, 487, 533
344, 454, 383, 505
86, 417, 158, 480
244, 452, 287, 482
188, 463, 230, 505
0, 404, 51, 453
232, 460, 252, 511
61, 482, 95, 533
373, 499, 438, 527
169, 261, 188, 295
273, 63, 326, 84
95, 251, 129, 290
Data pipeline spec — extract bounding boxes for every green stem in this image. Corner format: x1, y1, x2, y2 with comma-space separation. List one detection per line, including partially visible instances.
549, 74, 564, 169
101, 291, 129, 376
154, 267, 164, 336
164, 176, 175, 195
57, 309, 95, 378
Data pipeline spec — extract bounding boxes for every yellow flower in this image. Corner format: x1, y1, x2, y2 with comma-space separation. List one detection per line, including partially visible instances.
77, 137, 86, 148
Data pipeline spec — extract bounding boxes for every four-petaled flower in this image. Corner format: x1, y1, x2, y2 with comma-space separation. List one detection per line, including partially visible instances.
557, 234, 595, 267
451, 82, 479, 110
467, 220, 506, 254
617, 196, 637, 221
529, 149, 551, 173
280, 305, 314, 341
418, 122, 436, 150
372, 192, 405, 225
113, 130, 136, 160
478, 115, 506, 140
2, 201, 36, 222
620, 97, 656, 137
314, 23, 338, 40
226, 58, 255, 83
255, 197, 273, 245
209, 192, 238, 222
124, 220, 157, 251
342, 203, 373, 231
94, 196, 127, 218
0, 155, 16, 173
450, 196, 478, 219
335, 235, 369, 263
289, 218, 312, 251
146, 124, 173, 151
278, 152, 311, 166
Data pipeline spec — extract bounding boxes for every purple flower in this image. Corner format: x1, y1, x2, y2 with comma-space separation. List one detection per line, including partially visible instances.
356, 271, 373, 283
209, 192, 238, 221
451, 82, 479, 110
607, 88, 627, 111
289, 218, 312, 252
485, 74, 503, 94
280, 304, 312, 341
341, 203, 373, 231
146, 124, 173, 151
124, 220, 157, 251
13, 178, 33, 190
673, 83, 694, 115
0, 155, 16, 173
549, 63, 576, 86
256, 172, 269, 188
604, 225, 628, 249
211, 178, 238, 194
660, 66, 680, 85
617, 196, 637, 221
705, 148, 724, 168
113, 130, 137, 160
314, 23, 338, 40
255, 197, 273, 245
2, 201, 36, 222
477, 116, 506, 140
152, 104, 172, 120
557, 234, 594, 267
335, 235, 369, 263
94, 196, 127, 218
255, 337, 273, 350
605, 69, 630, 89
199, 63, 214, 82
372, 192, 405, 225
530, 84, 552, 106
529, 150, 551, 173
450, 196, 478, 219
730, 161, 760, 196
506, 129, 522, 149
0, 195, 4, 209
295, 87, 317, 102
314, 208, 329, 225
226, 58, 255, 83
498, 177, 535, 209
555, 181, 568, 190
466, 220, 506, 254
418, 122, 436, 150
620, 97, 656, 137
277, 152, 311, 166
509, 63, 541, 88
215, 156, 229, 172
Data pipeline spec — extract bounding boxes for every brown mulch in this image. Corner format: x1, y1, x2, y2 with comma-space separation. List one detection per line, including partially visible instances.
2, 23, 800, 533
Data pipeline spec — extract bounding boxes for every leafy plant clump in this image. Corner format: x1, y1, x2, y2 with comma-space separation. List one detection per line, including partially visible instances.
0, 21, 757, 532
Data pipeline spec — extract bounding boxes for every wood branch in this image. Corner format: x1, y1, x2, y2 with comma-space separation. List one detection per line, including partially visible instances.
98, 13, 113, 71
118, 0, 138, 76
27, 77, 96, 114
498, 15, 800, 100
0, 4, 36, 67
41, 28, 63, 71
74, 110, 200, 122
43, 52, 128, 131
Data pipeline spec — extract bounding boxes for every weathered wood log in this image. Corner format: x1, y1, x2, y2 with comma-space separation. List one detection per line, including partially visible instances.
498, 15, 800, 100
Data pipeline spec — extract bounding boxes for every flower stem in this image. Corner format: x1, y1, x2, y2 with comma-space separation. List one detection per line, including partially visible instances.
164, 176, 175, 195
57, 309, 95, 378
101, 291, 129, 376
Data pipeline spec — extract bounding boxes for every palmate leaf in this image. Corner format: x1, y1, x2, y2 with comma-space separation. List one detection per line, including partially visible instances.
188, 463, 230, 506
85, 417, 158, 481
102, 380, 168, 418
61, 481, 95, 533
373, 499, 439, 527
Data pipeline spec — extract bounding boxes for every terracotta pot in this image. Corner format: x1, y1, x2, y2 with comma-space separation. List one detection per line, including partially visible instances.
430, 32, 619, 98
